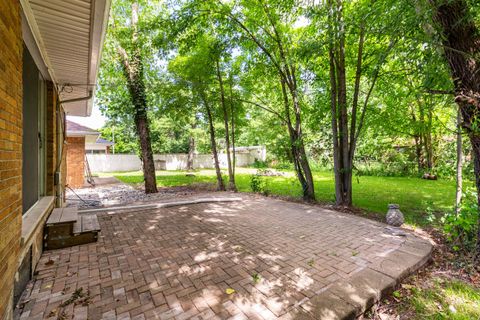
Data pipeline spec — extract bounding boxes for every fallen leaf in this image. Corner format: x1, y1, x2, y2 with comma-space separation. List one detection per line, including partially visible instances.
401, 284, 414, 290
225, 288, 235, 295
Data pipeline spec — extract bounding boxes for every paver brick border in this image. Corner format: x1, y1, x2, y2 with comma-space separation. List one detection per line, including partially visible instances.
296, 233, 433, 319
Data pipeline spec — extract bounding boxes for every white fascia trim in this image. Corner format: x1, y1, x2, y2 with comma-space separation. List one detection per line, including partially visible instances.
19, 0, 57, 87
86, 0, 112, 116
67, 131, 100, 137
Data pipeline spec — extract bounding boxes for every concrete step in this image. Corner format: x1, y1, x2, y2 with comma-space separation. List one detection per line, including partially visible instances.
73, 214, 101, 234
45, 208, 100, 250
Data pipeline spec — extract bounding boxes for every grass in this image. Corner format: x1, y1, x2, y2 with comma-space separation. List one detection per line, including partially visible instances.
107, 167, 467, 226
401, 278, 480, 320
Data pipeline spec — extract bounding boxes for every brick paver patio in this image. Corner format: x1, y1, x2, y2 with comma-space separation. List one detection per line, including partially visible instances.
15, 195, 430, 319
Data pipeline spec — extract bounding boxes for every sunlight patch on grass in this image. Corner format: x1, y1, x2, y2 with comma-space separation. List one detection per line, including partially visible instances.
406, 278, 480, 320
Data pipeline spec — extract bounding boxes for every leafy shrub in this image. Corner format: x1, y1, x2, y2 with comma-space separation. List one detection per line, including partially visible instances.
355, 160, 417, 178
252, 159, 268, 168
442, 188, 478, 253
250, 170, 269, 195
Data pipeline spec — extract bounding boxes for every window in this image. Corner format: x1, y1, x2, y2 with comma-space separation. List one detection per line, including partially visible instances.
22, 46, 47, 214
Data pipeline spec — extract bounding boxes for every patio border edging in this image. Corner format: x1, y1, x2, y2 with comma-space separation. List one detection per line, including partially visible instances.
78, 197, 244, 214
292, 234, 433, 319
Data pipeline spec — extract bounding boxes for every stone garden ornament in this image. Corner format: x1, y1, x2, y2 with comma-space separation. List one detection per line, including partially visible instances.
386, 204, 404, 227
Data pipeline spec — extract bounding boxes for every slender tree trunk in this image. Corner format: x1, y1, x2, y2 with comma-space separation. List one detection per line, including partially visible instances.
456, 106, 463, 213
411, 109, 425, 172
118, 2, 157, 194
329, 45, 344, 205
187, 122, 195, 171
216, 59, 236, 191
430, 0, 480, 262
427, 106, 434, 169
291, 92, 315, 200
229, 78, 236, 177
280, 79, 315, 200
414, 135, 424, 172
202, 92, 225, 191
422, 104, 434, 170
327, 0, 389, 207
328, 0, 352, 206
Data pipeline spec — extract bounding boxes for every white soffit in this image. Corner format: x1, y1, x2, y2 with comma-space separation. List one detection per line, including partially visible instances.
21, 0, 111, 116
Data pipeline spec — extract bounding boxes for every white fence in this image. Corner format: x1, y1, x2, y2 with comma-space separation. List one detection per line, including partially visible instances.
87, 146, 266, 173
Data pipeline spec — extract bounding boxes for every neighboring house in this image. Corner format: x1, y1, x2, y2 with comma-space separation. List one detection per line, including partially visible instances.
66, 120, 101, 188
0, 1, 110, 318
86, 137, 114, 154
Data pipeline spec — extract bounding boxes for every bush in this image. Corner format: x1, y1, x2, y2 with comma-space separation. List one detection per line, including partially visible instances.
442, 188, 478, 253
355, 160, 417, 178
252, 159, 268, 168
250, 170, 269, 195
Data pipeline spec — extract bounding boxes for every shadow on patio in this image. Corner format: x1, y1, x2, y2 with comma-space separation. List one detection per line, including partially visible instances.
15, 195, 430, 320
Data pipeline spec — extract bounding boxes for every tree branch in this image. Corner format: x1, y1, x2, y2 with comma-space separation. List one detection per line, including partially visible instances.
238, 98, 287, 123
354, 37, 397, 145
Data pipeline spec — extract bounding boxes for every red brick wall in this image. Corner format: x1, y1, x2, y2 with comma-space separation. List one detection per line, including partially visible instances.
46, 82, 56, 196
66, 136, 85, 188
0, 0, 23, 318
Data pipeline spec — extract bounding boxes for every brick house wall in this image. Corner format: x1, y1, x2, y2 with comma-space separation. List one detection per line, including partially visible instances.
66, 136, 85, 188
46, 82, 56, 196
0, 0, 23, 318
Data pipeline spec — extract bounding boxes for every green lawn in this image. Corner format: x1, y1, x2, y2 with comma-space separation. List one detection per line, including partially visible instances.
400, 278, 480, 320
109, 168, 467, 226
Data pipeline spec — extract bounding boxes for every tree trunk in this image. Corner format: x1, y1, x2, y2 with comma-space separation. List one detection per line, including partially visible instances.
456, 106, 463, 213
118, 2, 157, 194
291, 95, 315, 201
329, 45, 344, 205
134, 110, 157, 194
216, 59, 236, 191
430, 0, 480, 262
187, 123, 195, 171
202, 92, 225, 191
327, 0, 389, 207
421, 103, 434, 170
280, 79, 315, 200
414, 134, 424, 172
229, 80, 236, 177
411, 109, 425, 172
327, 0, 354, 207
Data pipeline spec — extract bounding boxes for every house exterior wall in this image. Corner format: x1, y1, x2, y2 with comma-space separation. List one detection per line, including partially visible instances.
46, 82, 56, 196
66, 136, 85, 188
13, 79, 64, 308
0, 0, 23, 318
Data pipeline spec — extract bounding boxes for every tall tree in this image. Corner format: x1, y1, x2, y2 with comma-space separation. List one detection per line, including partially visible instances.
215, 55, 237, 191
323, 0, 396, 206
118, 2, 157, 193
98, 0, 159, 193
428, 0, 480, 261
168, 38, 226, 191
212, 0, 316, 200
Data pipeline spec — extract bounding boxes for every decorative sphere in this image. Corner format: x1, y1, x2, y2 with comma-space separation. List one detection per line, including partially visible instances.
386, 204, 404, 227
